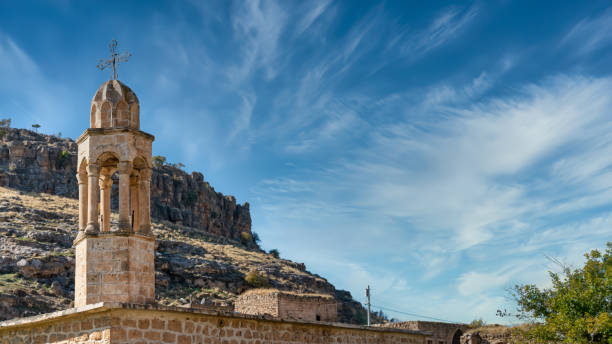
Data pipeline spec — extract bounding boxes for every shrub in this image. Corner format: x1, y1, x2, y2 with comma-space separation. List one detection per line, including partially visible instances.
245, 270, 269, 288
252, 232, 261, 244
469, 318, 485, 328
152, 155, 167, 167
269, 249, 280, 258
0, 118, 10, 139
240, 232, 253, 245
56, 150, 70, 168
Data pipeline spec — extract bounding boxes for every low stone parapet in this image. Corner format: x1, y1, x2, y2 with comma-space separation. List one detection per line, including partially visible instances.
0, 302, 429, 343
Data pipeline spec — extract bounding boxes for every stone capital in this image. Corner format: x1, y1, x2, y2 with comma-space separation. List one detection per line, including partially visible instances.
76, 172, 87, 184
86, 163, 100, 176
117, 161, 132, 175
139, 167, 152, 181
99, 175, 113, 189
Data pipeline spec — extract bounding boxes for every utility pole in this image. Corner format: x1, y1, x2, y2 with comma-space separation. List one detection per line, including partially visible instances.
366, 285, 371, 326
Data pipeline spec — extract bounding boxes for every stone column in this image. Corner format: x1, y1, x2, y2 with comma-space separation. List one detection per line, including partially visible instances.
118, 161, 132, 232
138, 168, 152, 235
130, 174, 140, 231
76, 171, 88, 231
99, 175, 113, 232
85, 163, 100, 234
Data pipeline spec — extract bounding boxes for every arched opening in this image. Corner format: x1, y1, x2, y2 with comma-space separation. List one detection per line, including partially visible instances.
97, 152, 119, 232
452, 329, 462, 344
130, 156, 147, 231
77, 158, 89, 230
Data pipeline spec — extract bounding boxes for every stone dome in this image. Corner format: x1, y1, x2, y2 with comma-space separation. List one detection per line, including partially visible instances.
90, 80, 140, 130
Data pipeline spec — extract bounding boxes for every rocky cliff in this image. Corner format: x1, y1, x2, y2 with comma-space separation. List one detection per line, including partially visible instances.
0, 128, 251, 241
0, 187, 369, 324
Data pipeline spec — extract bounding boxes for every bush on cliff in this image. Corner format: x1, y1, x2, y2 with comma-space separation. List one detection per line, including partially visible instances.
245, 270, 269, 288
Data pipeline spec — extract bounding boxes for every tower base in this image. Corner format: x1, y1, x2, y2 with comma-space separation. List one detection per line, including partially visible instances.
74, 232, 155, 307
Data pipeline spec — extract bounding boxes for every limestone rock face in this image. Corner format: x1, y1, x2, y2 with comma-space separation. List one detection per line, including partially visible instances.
150, 168, 252, 240
0, 128, 252, 241
0, 187, 370, 325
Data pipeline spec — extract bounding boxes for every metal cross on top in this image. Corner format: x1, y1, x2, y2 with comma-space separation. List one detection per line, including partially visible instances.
96, 39, 131, 80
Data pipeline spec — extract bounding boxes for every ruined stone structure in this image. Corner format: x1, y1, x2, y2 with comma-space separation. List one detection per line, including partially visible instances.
0, 77, 431, 343
74, 79, 155, 306
380, 321, 467, 344
235, 289, 338, 322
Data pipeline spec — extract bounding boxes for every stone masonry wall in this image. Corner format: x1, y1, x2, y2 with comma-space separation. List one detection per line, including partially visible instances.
277, 293, 337, 323
0, 311, 112, 344
0, 304, 428, 344
75, 235, 155, 307
234, 292, 280, 318
235, 291, 338, 322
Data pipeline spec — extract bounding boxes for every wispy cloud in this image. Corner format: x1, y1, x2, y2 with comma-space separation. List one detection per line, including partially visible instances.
230, 0, 287, 81
294, 0, 331, 37
388, 4, 478, 60
562, 7, 612, 55
253, 73, 612, 322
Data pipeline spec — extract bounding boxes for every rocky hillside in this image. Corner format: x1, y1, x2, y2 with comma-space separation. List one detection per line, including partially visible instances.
0, 128, 251, 241
0, 187, 368, 324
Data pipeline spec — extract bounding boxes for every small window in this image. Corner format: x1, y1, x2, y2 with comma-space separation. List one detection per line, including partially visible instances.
316, 315, 321, 321
439, 341, 445, 344
427, 340, 433, 344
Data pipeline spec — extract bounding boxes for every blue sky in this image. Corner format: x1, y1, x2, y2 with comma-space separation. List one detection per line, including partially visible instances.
1, 0, 612, 324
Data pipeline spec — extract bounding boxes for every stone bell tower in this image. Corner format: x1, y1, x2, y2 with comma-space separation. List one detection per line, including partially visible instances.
74, 79, 155, 307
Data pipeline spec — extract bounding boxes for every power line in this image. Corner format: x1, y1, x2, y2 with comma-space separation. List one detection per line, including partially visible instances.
358, 299, 459, 324
371, 304, 458, 324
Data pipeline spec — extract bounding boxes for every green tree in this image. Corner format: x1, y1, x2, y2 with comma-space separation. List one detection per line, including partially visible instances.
252, 232, 261, 244
469, 318, 486, 329
269, 249, 280, 258
503, 242, 612, 343
32, 124, 40, 133
152, 155, 166, 167
0, 118, 10, 139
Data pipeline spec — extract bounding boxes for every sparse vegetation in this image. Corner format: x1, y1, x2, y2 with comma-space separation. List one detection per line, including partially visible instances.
152, 155, 167, 167
469, 318, 486, 328
252, 232, 261, 244
245, 270, 269, 288
240, 231, 253, 246
56, 150, 70, 168
0, 118, 10, 139
269, 249, 280, 258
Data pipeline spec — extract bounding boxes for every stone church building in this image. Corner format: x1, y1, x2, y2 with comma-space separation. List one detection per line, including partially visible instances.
0, 78, 429, 343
